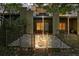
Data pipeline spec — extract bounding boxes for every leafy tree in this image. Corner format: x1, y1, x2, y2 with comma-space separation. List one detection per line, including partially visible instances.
0, 3, 25, 46
44, 4, 74, 14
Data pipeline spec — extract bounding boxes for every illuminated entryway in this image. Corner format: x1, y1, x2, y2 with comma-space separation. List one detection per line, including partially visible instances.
33, 16, 52, 48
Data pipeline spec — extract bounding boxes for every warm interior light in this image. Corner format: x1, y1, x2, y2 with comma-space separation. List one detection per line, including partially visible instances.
59, 23, 65, 30
36, 22, 44, 31
35, 35, 48, 48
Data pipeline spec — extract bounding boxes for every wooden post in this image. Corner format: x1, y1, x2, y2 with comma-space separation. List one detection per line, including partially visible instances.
68, 16, 70, 35
77, 11, 79, 35
42, 16, 44, 36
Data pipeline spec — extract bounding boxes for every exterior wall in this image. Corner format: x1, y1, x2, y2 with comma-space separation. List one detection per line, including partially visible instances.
20, 8, 34, 47
26, 10, 33, 34
20, 7, 33, 34
31, 6, 46, 14
26, 10, 34, 48
53, 12, 59, 35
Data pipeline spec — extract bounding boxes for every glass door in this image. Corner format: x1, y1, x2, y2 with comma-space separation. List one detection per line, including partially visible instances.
34, 17, 52, 48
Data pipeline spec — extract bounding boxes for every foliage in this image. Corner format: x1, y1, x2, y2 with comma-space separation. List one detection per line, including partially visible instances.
5, 3, 22, 12
44, 4, 75, 14
0, 3, 26, 46
59, 4, 74, 14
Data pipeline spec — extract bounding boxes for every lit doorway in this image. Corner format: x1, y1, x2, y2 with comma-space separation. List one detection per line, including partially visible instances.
33, 17, 52, 48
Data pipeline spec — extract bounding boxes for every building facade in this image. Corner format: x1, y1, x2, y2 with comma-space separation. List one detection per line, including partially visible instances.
22, 7, 78, 48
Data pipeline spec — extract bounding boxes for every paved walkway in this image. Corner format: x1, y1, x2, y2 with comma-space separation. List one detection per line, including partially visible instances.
8, 34, 32, 47
8, 34, 70, 48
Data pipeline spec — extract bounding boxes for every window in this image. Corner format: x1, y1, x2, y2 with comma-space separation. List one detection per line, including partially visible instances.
34, 18, 52, 34
44, 22, 49, 32
59, 23, 65, 30
36, 22, 44, 31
